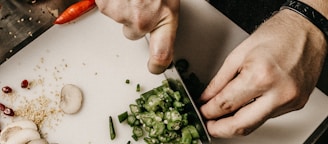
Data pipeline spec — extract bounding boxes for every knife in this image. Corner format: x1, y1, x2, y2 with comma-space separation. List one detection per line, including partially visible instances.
0, 0, 78, 65
164, 65, 211, 144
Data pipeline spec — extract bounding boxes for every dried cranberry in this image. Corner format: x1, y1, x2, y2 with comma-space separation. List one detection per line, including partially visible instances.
3, 107, 14, 116
2, 86, 12, 93
0, 103, 5, 111
21, 79, 29, 88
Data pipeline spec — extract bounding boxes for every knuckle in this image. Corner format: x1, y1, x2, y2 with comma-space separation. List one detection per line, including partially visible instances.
250, 65, 275, 89
122, 26, 145, 40
200, 105, 213, 119
96, 3, 127, 23
215, 97, 234, 113
275, 84, 309, 112
294, 101, 306, 110
234, 127, 253, 136
134, 17, 152, 32
290, 94, 308, 111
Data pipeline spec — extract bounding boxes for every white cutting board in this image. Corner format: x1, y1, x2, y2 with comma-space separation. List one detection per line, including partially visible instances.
0, 0, 327, 144
0, 5, 165, 144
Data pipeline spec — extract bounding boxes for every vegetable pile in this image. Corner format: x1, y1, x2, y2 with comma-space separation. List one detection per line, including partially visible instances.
118, 79, 201, 144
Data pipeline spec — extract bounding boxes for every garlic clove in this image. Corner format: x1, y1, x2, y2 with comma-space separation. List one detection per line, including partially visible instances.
1, 119, 37, 133
60, 84, 83, 114
0, 119, 38, 143
0, 126, 22, 143
5, 128, 40, 144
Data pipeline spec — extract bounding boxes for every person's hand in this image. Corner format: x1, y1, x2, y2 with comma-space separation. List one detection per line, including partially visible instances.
199, 5, 327, 138
95, 0, 180, 74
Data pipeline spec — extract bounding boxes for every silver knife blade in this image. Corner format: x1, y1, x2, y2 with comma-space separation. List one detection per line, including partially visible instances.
164, 65, 211, 143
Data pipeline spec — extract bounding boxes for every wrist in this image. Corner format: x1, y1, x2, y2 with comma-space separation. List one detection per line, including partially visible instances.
280, 0, 328, 41
252, 8, 327, 56
299, 0, 328, 17
277, 1, 327, 50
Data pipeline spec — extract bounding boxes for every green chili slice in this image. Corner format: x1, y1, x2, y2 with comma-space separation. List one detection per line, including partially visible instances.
109, 116, 116, 140
118, 111, 128, 123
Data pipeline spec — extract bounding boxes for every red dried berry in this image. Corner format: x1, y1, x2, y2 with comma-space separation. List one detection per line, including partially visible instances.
2, 86, 12, 93
21, 79, 29, 88
0, 103, 5, 111
3, 107, 14, 116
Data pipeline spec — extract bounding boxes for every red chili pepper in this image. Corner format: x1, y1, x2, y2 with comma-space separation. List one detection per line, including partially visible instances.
54, 0, 96, 24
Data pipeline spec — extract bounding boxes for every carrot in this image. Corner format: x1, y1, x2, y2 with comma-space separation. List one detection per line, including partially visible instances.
54, 0, 96, 24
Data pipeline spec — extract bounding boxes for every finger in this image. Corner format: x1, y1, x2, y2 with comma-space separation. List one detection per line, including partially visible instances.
95, 0, 105, 9
147, 21, 178, 74
206, 95, 273, 138
200, 70, 263, 119
96, 0, 130, 24
199, 53, 243, 103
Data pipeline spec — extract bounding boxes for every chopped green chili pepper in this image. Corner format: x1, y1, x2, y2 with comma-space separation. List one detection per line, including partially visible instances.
118, 111, 128, 123
136, 84, 141, 92
184, 125, 200, 139
127, 114, 137, 126
181, 127, 193, 144
130, 104, 142, 114
132, 134, 139, 141
120, 79, 201, 143
132, 126, 144, 138
125, 79, 130, 84
109, 116, 116, 140
144, 137, 160, 144
149, 121, 165, 138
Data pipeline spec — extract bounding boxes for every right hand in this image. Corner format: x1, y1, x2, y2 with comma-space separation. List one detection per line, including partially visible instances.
96, 0, 180, 74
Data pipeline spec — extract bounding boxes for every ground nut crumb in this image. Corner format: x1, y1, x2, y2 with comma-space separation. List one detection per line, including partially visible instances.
15, 95, 63, 130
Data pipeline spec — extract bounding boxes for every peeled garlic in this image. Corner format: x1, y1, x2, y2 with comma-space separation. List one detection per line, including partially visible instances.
5, 129, 40, 144
60, 84, 83, 114
0, 119, 47, 144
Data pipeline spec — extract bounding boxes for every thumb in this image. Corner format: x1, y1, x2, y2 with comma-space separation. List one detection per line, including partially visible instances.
147, 22, 177, 74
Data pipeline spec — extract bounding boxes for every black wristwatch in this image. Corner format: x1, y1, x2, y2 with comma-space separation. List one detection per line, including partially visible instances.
280, 0, 328, 40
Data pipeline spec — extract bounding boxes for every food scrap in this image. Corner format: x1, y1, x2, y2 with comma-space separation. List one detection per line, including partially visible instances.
109, 116, 116, 140
136, 84, 141, 92
125, 79, 130, 84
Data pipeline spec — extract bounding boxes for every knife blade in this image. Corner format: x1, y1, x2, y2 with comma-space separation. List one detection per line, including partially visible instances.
164, 65, 211, 144
0, 0, 77, 65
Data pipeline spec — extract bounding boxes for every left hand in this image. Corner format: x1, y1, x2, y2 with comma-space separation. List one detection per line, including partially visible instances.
95, 0, 180, 74
199, 8, 327, 138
